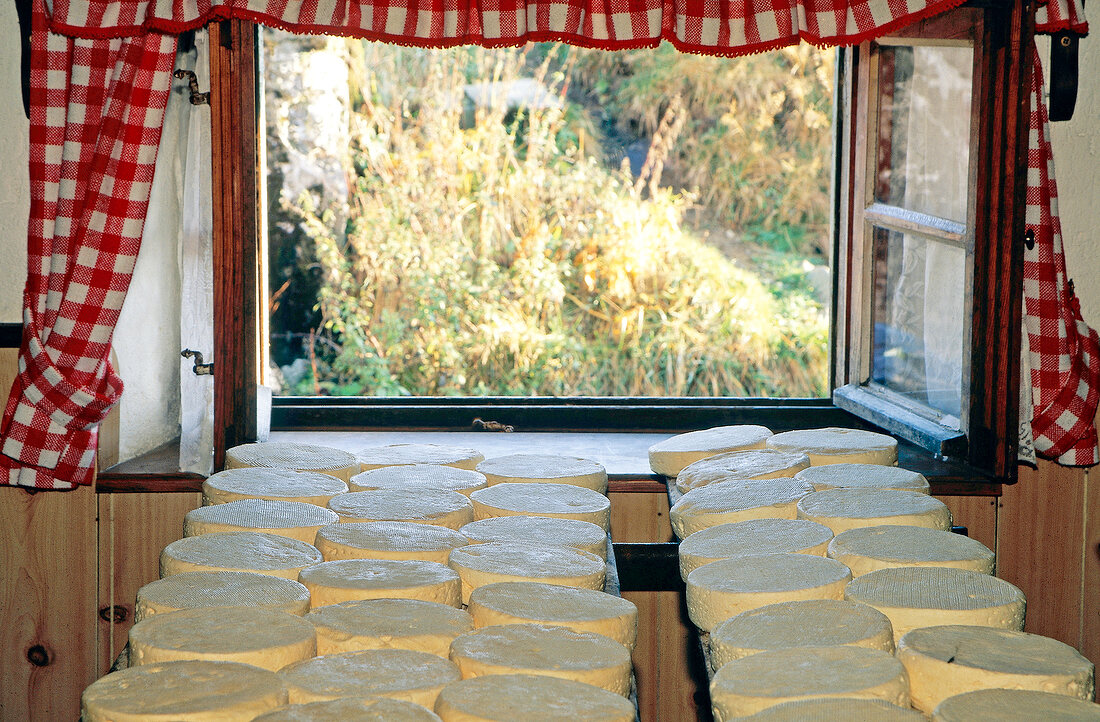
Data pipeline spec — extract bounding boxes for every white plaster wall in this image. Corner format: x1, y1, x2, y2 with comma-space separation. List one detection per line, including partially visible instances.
0, 1, 29, 323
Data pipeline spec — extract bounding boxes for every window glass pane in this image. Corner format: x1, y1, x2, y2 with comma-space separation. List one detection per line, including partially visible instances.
873, 45, 973, 224
870, 226, 967, 422
264, 34, 834, 399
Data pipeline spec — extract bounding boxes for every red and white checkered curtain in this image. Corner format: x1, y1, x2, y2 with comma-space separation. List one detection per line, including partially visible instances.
50, 0, 970, 54
1022, 42, 1099, 467
0, 0, 176, 489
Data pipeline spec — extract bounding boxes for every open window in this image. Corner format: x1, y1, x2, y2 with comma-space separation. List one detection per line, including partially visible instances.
203, 0, 1031, 481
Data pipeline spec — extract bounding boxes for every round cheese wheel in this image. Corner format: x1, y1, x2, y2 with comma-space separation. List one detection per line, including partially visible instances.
357, 443, 485, 472
279, 649, 461, 707
469, 483, 611, 531
349, 465, 488, 497
449, 624, 632, 696
844, 567, 1026, 643
709, 646, 910, 718
459, 516, 607, 560
202, 468, 349, 507
796, 489, 952, 535
254, 698, 442, 721
932, 689, 1100, 721
184, 499, 339, 544
898, 625, 1095, 713
129, 607, 316, 671
474, 454, 608, 493
710, 599, 895, 670
314, 521, 468, 564
81, 660, 289, 722
678, 518, 834, 580
434, 674, 636, 721
305, 598, 473, 657
669, 478, 814, 539
447, 541, 605, 604
327, 490, 474, 530
226, 442, 359, 481
161, 531, 323, 580
686, 553, 852, 632
674, 449, 811, 494
299, 559, 462, 609
135, 571, 311, 621
468, 582, 638, 650
740, 698, 924, 721
648, 425, 774, 478
765, 427, 898, 466
828, 525, 995, 577
795, 464, 929, 494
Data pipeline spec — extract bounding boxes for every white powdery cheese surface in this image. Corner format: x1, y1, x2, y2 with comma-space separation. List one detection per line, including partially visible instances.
765, 427, 898, 466
647, 425, 773, 478
226, 442, 359, 481
674, 449, 811, 494
670, 478, 814, 539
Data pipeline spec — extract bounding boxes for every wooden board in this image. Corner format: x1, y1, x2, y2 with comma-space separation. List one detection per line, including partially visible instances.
934, 494, 997, 555
1083, 466, 1100, 666
997, 461, 1086, 647
95, 492, 202, 675
0, 485, 98, 721
610, 490, 673, 544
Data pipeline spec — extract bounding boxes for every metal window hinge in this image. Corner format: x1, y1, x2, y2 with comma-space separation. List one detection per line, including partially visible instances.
181, 349, 214, 376
173, 70, 210, 106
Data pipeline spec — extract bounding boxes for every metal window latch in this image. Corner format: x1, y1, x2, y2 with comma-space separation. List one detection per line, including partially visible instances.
181, 349, 214, 375
173, 69, 210, 106
472, 418, 514, 432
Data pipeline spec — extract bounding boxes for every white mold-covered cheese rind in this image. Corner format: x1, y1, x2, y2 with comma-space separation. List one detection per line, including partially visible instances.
674, 449, 811, 494
474, 454, 608, 493
447, 541, 605, 604
128, 607, 317, 671
356, 443, 485, 472
160, 531, 323, 580
647, 425, 773, 478
794, 464, 929, 494
828, 525, 995, 577
348, 464, 489, 497
710, 599, 895, 670
670, 478, 814, 539
897, 625, 1095, 713
678, 518, 834, 580
796, 489, 952, 535
459, 516, 607, 559
467, 581, 638, 650
184, 499, 340, 544
314, 521, 469, 564
931, 689, 1100, 721
433, 673, 636, 722
327, 489, 474, 531
686, 553, 852, 632
298, 559, 462, 609
765, 427, 898, 466
202, 468, 349, 507
709, 646, 911, 719
469, 483, 611, 531
305, 598, 473, 657
448, 624, 632, 696
81, 660, 289, 722
844, 567, 1027, 643
135, 570, 311, 621
278, 649, 461, 708
226, 442, 359, 481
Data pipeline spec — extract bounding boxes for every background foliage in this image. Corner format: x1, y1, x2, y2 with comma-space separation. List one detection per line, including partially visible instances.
271, 41, 833, 398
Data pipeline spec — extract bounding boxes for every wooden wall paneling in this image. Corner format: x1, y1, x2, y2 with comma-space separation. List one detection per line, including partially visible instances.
997, 461, 1086, 648
934, 495, 997, 553
1083, 467, 1100, 665
610, 491, 706, 721
96, 492, 202, 675
0, 486, 98, 721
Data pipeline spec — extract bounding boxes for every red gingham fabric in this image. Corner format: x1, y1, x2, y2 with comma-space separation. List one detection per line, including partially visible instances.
1035, 0, 1088, 35
46, 0, 970, 53
1023, 45, 1100, 467
0, 0, 176, 489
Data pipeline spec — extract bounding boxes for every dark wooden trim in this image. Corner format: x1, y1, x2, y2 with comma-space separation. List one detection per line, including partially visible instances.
613, 543, 683, 592
967, 0, 1030, 478
209, 20, 261, 470
0, 324, 22, 349
608, 478, 667, 493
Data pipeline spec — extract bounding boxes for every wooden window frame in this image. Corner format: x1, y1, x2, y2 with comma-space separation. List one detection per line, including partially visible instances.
203, 1, 1031, 481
